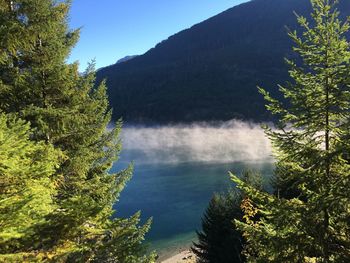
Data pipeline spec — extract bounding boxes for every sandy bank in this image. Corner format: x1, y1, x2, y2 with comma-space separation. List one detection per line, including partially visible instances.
160, 250, 196, 263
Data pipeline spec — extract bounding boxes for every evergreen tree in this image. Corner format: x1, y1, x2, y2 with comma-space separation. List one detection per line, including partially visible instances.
0, 0, 155, 261
192, 190, 245, 263
0, 114, 60, 261
192, 171, 262, 263
231, 0, 350, 262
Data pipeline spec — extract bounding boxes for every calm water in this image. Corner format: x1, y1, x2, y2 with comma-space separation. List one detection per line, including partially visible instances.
111, 160, 273, 257
110, 123, 274, 258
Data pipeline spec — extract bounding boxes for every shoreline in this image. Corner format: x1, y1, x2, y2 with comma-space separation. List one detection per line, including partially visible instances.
149, 232, 197, 262
160, 250, 196, 263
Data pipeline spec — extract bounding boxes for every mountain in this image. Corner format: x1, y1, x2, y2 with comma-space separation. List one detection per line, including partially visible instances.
115, 55, 138, 64
96, 0, 350, 124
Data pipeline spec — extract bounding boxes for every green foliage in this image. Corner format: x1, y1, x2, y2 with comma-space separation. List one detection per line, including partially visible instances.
192, 171, 263, 263
0, 114, 60, 261
0, 0, 155, 261
192, 189, 245, 263
232, 0, 350, 262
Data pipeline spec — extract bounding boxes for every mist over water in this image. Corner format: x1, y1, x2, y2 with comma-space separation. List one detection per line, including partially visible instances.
120, 120, 273, 164
113, 120, 275, 258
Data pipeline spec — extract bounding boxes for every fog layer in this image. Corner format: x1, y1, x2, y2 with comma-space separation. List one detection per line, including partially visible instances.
120, 120, 273, 164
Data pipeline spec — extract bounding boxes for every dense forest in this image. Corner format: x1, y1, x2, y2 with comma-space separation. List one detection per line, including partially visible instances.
97, 0, 350, 124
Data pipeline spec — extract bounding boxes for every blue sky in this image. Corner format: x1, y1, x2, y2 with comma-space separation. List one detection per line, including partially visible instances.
68, 0, 248, 70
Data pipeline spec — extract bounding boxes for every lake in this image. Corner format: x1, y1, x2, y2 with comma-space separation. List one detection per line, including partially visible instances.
110, 121, 274, 258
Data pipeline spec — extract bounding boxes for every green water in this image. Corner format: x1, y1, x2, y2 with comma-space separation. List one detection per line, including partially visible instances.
111, 160, 273, 258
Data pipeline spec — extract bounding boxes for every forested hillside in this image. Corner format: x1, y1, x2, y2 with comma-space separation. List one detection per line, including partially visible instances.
97, 0, 350, 123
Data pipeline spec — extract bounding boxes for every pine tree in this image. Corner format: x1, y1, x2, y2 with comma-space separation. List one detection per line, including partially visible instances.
192, 189, 245, 263
192, 171, 262, 263
231, 0, 350, 262
0, 0, 155, 261
0, 114, 60, 261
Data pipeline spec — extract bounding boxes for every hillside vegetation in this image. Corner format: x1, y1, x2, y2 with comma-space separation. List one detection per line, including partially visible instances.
98, 0, 349, 123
